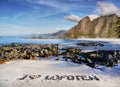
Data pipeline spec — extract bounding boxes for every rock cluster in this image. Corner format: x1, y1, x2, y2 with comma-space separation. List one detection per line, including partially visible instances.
0, 43, 120, 68
0, 43, 60, 62
61, 47, 81, 61
76, 42, 104, 46
61, 47, 93, 64
81, 50, 120, 67
61, 48, 120, 68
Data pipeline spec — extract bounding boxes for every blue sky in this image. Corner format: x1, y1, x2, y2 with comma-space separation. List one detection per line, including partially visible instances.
0, 0, 120, 36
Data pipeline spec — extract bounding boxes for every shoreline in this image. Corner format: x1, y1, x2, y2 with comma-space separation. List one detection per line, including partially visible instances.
0, 41, 120, 68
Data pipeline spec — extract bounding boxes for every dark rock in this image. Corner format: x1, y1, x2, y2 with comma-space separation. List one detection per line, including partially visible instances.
76, 42, 104, 46
81, 50, 120, 67
61, 47, 119, 68
55, 58, 62, 61
87, 63, 99, 68
0, 44, 61, 62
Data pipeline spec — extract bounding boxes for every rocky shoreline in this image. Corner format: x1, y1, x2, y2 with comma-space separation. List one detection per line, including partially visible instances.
62, 47, 120, 68
0, 43, 60, 62
0, 43, 120, 68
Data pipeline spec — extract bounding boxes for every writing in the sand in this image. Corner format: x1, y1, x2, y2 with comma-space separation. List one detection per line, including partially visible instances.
18, 74, 100, 81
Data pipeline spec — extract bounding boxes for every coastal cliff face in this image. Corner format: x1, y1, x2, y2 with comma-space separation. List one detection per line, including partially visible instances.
60, 14, 119, 38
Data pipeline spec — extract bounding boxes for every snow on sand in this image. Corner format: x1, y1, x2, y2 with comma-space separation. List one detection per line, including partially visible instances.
0, 59, 120, 87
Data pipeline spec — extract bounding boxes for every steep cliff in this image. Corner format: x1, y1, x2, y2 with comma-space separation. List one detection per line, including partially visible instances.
60, 14, 119, 38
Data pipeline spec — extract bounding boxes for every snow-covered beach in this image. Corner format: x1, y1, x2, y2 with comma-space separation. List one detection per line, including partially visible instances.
0, 59, 120, 87
1, 0, 120, 86
0, 38, 120, 87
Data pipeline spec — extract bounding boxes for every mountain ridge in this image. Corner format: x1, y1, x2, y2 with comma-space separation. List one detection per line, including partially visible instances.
30, 30, 67, 39
60, 14, 120, 38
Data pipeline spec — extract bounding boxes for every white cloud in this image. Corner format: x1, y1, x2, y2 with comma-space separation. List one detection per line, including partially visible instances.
88, 14, 99, 21
26, 0, 69, 11
26, 0, 71, 17
96, 2, 120, 16
56, 27, 68, 31
37, 0, 60, 8
64, 14, 98, 22
64, 15, 81, 22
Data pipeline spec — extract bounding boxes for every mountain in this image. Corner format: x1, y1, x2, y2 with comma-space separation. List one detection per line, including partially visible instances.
60, 14, 120, 38
50, 30, 67, 37
30, 30, 67, 39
